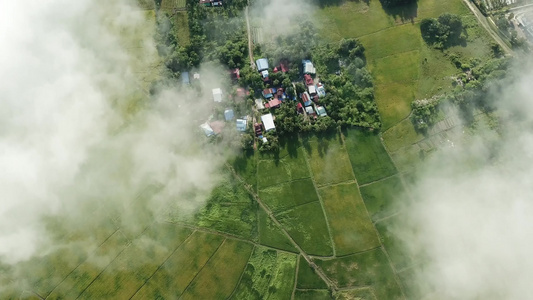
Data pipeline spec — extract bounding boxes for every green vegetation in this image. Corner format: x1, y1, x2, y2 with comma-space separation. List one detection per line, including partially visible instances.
303, 133, 354, 186
232, 247, 297, 299
342, 128, 397, 184
360, 175, 405, 222
131, 230, 224, 299
258, 210, 298, 253
319, 184, 380, 256
277, 202, 333, 256
259, 179, 319, 213
316, 249, 403, 300
375, 218, 414, 270
420, 13, 465, 49
294, 289, 332, 300
180, 239, 253, 300
335, 288, 378, 300
296, 256, 329, 289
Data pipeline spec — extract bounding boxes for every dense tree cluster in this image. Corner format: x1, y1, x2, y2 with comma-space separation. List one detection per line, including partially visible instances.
420, 13, 465, 49
314, 39, 381, 129
411, 97, 441, 132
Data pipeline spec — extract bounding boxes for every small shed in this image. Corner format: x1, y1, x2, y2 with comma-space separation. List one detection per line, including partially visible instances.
261, 113, 276, 132
212, 88, 223, 102
224, 109, 234, 121
256, 58, 269, 71
297, 102, 303, 113
236, 119, 247, 132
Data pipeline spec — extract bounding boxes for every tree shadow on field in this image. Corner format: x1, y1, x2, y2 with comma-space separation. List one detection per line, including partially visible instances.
316, 0, 369, 8
380, 0, 419, 23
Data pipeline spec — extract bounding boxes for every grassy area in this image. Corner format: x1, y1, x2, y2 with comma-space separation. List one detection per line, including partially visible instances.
382, 116, 425, 152
259, 179, 319, 213
232, 247, 297, 299
131, 230, 224, 299
359, 175, 405, 222
316, 248, 403, 300
277, 201, 333, 256
335, 288, 378, 300
294, 289, 332, 300
180, 239, 253, 300
417, 0, 469, 20
257, 146, 310, 189
231, 149, 257, 189
315, 1, 394, 42
296, 255, 328, 289
319, 183, 380, 256
173, 11, 190, 46
360, 24, 422, 61
302, 133, 354, 187
258, 210, 298, 253
342, 128, 397, 184
79, 225, 193, 299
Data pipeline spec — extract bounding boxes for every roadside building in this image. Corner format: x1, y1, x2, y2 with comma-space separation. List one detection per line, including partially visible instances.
256, 58, 270, 80
261, 113, 276, 132
212, 88, 223, 102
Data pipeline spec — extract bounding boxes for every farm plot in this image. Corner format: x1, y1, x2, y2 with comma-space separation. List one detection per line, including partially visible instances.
131, 230, 224, 299
47, 230, 131, 299
259, 179, 319, 213
276, 201, 333, 256
232, 247, 297, 299
319, 183, 380, 256
316, 248, 403, 300
194, 173, 257, 239
302, 133, 354, 187
359, 175, 405, 222
258, 210, 298, 253
383, 118, 424, 153
296, 255, 328, 290
180, 239, 253, 300
257, 146, 310, 189
231, 149, 257, 189
375, 217, 414, 271
78, 224, 193, 299
342, 128, 397, 184
335, 288, 378, 300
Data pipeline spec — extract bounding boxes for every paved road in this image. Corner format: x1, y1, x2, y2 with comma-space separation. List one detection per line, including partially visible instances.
461, 0, 514, 55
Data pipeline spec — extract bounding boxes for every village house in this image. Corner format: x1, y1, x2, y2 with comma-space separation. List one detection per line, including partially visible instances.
224, 109, 234, 121
302, 91, 312, 107
256, 58, 270, 80
302, 60, 316, 75
316, 106, 327, 117
181, 72, 190, 85
261, 113, 276, 132
236, 118, 247, 132
199, 0, 223, 6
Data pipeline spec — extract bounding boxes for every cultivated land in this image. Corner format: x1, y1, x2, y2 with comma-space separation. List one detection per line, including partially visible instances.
1, 0, 506, 299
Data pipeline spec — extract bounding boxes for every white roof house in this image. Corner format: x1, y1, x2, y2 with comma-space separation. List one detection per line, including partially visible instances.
236, 118, 247, 132
256, 58, 269, 71
308, 85, 317, 95
212, 88, 222, 102
200, 122, 215, 136
224, 109, 234, 121
261, 113, 275, 132
303, 60, 316, 75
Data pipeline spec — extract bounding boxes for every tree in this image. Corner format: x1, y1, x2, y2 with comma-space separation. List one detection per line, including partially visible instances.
379, 0, 417, 8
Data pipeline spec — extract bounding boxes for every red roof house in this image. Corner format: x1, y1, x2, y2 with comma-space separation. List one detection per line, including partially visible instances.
304, 74, 313, 86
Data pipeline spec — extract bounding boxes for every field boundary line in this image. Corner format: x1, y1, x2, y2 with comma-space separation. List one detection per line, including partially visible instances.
315, 179, 358, 190
227, 244, 256, 299
299, 132, 337, 258
45, 229, 121, 298
358, 173, 399, 188
128, 229, 196, 299
291, 254, 301, 300
178, 238, 227, 299
316, 245, 382, 261
257, 176, 313, 192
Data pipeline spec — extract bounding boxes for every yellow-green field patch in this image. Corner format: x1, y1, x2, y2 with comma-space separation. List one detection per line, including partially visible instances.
374, 82, 416, 130
416, 0, 469, 20
258, 210, 298, 253
360, 175, 405, 222
383, 118, 424, 152
277, 201, 333, 256
360, 24, 421, 61
303, 133, 354, 187
180, 239, 253, 300
319, 183, 380, 256
131, 230, 224, 299
259, 178, 319, 213
371, 50, 420, 84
